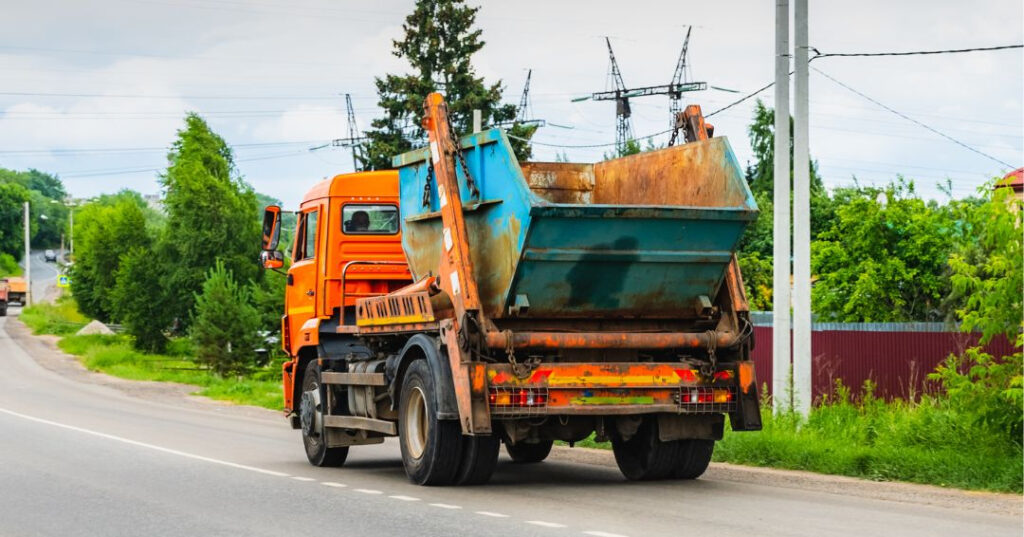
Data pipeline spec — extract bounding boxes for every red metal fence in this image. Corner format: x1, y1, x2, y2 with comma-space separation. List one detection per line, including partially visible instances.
749, 319, 1019, 401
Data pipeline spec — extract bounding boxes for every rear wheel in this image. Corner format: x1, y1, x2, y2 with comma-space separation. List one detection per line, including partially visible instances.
611, 418, 680, 481
505, 440, 553, 463
455, 434, 500, 485
399, 359, 463, 485
0, 302, 6, 316
673, 439, 714, 479
300, 360, 349, 467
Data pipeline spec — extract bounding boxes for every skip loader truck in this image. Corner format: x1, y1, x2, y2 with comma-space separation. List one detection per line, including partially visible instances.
259, 93, 762, 486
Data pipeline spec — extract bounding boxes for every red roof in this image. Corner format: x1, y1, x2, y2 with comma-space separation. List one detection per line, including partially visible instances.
997, 167, 1023, 191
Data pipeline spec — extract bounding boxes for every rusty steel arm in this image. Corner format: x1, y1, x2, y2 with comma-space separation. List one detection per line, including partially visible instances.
485, 330, 738, 350
421, 92, 482, 319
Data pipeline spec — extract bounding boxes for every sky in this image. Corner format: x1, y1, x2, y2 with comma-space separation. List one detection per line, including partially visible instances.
1, 0, 1021, 208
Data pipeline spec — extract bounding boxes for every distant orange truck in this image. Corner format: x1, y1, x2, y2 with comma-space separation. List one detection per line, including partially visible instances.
3, 277, 27, 306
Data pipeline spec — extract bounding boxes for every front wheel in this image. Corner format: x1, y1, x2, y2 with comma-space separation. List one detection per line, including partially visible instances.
399, 359, 463, 485
300, 360, 349, 467
505, 439, 553, 463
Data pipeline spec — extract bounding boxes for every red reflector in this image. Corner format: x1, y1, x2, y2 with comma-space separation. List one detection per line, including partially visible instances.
489, 388, 547, 407
675, 368, 698, 382
714, 370, 734, 381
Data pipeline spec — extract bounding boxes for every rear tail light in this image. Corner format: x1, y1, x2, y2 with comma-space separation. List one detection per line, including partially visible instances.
679, 387, 733, 404
489, 388, 547, 407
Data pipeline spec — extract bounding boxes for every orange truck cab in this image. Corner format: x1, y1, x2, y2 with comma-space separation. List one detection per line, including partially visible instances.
275, 170, 412, 412
0, 279, 8, 316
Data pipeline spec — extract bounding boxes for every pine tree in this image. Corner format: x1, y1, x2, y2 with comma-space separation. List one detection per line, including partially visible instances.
360, 0, 533, 169
111, 247, 170, 352
191, 260, 261, 376
157, 113, 261, 329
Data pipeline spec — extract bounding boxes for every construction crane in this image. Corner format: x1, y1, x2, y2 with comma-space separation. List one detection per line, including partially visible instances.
573, 29, 710, 153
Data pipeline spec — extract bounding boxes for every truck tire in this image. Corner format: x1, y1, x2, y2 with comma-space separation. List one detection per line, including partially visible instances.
455, 435, 500, 485
505, 440, 553, 463
300, 361, 349, 467
673, 439, 714, 479
0, 302, 6, 317
399, 359, 463, 485
611, 418, 681, 481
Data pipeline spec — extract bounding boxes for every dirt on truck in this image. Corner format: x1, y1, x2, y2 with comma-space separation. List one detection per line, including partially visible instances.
258, 92, 762, 486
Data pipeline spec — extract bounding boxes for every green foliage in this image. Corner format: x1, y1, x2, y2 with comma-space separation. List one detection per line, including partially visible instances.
928, 183, 1023, 446
737, 251, 773, 311
716, 389, 1023, 492
361, 0, 530, 169
0, 253, 21, 277
56, 334, 282, 410
812, 178, 957, 322
19, 297, 90, 336
157, 113, 262, 329
71, 194, 151, 321
190, 260, 261, 376
0, 181, 31, 258
0, 168, 69, 249
110, 247, 171, 352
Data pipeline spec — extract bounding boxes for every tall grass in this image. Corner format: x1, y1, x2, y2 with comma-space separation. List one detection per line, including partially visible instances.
715, 380, 1023, 493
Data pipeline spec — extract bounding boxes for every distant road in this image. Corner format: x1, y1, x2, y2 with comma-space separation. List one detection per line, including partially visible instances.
16, 250, 61, 305
0, 313, 1019, 537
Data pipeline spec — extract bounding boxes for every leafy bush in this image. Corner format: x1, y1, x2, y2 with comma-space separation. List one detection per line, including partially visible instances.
0, 252, 21, 277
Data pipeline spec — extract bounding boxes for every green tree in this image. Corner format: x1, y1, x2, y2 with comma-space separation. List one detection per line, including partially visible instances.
71, 195, 151, 321
931, 182, 1023, 444
157, 113, 261, 329
110, 247, 171, 352
811, 178, 955, 322
191, 260, 261, 376
360, 0, 533, 170
0, 182, 31, 259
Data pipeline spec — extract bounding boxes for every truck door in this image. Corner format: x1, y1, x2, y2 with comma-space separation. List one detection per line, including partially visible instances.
286, 205, 320, 347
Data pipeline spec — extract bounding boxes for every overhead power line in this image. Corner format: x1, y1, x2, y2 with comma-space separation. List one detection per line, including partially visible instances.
809, 43, 1023, 59
705, 42, 1023, 118
0, 91, 338, 100
810, 66, 1015, 169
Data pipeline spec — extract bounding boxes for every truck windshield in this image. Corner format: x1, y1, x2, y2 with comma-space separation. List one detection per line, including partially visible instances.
343, 205, 398, 235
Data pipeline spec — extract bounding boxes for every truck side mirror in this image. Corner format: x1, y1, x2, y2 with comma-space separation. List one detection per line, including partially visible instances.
261, 205, 282, 251
260, 250, 284, 270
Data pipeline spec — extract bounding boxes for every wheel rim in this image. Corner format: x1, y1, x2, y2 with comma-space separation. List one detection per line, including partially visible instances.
404, 386, 428, 459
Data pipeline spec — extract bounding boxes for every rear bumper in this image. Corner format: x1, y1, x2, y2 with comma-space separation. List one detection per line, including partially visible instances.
484, 362, 756, 420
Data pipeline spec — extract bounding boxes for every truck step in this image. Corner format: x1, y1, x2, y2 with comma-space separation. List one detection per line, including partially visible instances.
320, 372, 388, 386
323, 415, 397, 435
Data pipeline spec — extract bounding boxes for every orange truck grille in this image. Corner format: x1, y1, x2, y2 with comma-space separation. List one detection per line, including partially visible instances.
485, 363, 739, 416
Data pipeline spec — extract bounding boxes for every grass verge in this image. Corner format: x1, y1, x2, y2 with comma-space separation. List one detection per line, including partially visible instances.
19, 299, 282, 411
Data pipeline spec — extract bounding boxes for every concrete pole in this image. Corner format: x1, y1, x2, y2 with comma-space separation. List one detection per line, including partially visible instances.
23, 201, 31, 307
69, 207, 74, 259
472, 109, 482, 133
792, 0, 812, 417
772, 0, 792, 413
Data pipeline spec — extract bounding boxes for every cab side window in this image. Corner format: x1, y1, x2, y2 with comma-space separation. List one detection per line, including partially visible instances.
294, 209, 319, 260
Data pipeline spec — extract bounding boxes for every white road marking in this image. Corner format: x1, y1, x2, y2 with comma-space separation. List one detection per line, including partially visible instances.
388, 495, 420, 501
290, 476, 316, 482
429, 503, 461, 509
583, 532, 630, 537
0, 407, 289, 477
526, 521, 567, 528
354, 488, 383, 495
321, 482, 347, 488
475, 511, 509, 518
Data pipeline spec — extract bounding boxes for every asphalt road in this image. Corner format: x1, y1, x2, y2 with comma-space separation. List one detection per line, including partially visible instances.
15, 250, 61, 304
0, 311, 1020, 537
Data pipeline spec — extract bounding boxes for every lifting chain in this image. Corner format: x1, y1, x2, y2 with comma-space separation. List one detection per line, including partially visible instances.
503, 329, 538, 379
700, 330, 718, 377
422, 160, 434, 207
445, 110, 480, 199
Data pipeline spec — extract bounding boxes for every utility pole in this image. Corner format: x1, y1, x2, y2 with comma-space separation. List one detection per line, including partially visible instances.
772, 0, 791, 413
517, 69, 532, 123
792, 0, 812, 416
23, 201, 31, 307
69, 206, 74, 259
